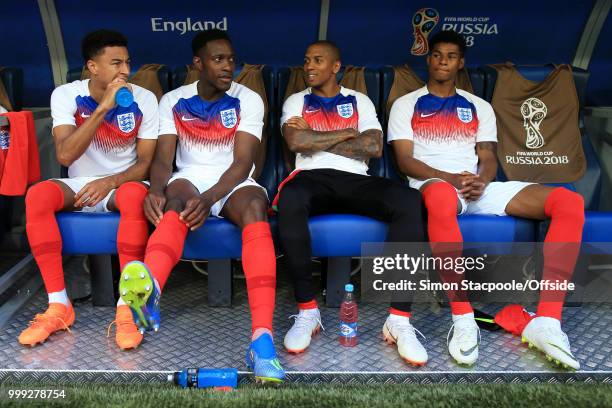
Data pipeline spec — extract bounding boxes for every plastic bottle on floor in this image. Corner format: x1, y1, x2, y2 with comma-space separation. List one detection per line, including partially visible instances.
339, 283, 358, 347
169, 368, 237, 390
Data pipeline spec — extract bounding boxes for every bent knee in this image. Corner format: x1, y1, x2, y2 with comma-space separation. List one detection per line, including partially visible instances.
115, 182, 148, 214
26, 181, 65, 217
421, 182, 458, 214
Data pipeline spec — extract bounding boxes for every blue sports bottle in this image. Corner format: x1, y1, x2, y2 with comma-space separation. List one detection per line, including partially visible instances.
168, 368, 238, 390
115, 87, 133, 107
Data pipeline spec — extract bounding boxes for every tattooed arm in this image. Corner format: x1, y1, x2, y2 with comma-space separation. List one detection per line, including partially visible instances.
283, 117, 358, 154
325, 129, 383, 160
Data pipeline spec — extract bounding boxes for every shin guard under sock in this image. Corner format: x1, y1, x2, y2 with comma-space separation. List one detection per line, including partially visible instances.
422, 182, 473, 316
537, 188, 584, 320
143, 211, 188, 291
115, 182, 149, 270
242, 222, 277, 333
26, 181, 66, 294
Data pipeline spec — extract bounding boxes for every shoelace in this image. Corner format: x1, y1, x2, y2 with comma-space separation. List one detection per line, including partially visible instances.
29, 312, 72, 335
288, 313, 325, 332
389, 320, 426, 342
447, 318, 480, 349
106, 316, 138, 338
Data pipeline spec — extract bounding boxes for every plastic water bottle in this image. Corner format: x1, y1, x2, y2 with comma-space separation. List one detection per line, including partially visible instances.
115, 87, 133, 107
339, 283, 358, 347
168, 368, 238, 390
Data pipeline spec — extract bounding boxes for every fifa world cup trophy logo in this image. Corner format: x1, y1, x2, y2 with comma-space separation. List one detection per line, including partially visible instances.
520, 97, 548, 149
411, 8, 440, 56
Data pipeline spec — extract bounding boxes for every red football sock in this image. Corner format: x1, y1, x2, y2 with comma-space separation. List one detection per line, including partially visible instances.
115, 182, 149, 270
143, 210, 188, 291
389, 307, 412, 318
25, 181, 65, 294
298, 299, 318, 310
422, 182, 473, 316
242, 222, 276, 333
537, 188, 584, 320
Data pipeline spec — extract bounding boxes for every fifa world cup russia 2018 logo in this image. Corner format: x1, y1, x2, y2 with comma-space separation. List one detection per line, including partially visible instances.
520, 97, 548, 149
411, 8, 440, 56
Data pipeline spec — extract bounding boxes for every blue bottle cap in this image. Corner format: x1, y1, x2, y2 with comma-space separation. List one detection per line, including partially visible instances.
345, 284, 354, 292
115, 87, 133, 107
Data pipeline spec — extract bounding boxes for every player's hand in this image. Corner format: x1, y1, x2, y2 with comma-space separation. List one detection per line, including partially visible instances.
144, 189, 166, 226
460, 173, 487, 201
285, 117, 311, 130
179, 194, 213, 231
74, 177, 116, 208
97, 77, 132, 112
446, 173, 470, 190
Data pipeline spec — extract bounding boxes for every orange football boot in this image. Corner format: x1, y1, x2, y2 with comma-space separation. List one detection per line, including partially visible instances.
111, 305, 143, 350
18, 303, 75, 346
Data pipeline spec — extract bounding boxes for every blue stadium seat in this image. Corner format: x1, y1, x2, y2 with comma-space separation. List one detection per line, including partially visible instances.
583, 211, 612, 243
480, 65, 601, 211
56, 210, 536, 308
276, 66, 384, 179
66, 66, 171, 95
1, 67, 23, 111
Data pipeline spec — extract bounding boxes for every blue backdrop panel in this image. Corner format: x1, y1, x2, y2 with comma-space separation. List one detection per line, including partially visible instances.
56, 0, 320, 70
0, 2, 55, 107
586, 13, 612, 106
327, 0, 595, 66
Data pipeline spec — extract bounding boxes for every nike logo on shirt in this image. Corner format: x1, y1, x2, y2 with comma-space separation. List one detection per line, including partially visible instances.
80, 112, 91, 118
420, 112, 436, 118
181, 115, 198, 121
305, 109, 321, 113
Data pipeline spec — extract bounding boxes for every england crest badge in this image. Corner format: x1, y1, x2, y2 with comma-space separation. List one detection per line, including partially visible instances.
337, 103, 354, 118
456, 107, 473, 123
220, 108, 238, 128
117, 112, 136, 133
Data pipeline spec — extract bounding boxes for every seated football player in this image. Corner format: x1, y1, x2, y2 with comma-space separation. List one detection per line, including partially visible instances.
19, 30, 159, 350
119, 29, 284, 383
278, 40, 428, 366
388, 30, 584, 370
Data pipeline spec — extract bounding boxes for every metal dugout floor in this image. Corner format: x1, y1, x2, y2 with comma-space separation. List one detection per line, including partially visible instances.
1, 258, 611, 385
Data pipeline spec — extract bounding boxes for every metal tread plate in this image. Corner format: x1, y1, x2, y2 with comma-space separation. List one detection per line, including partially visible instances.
1, 259, 611, 384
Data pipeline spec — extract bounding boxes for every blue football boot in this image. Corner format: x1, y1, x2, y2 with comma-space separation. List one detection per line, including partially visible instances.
119, 261, 161, 333
245, 333, 285, 383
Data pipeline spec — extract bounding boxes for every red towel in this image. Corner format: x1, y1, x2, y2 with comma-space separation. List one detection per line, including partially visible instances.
0, 111, 40, 196
494, 304, 535, 336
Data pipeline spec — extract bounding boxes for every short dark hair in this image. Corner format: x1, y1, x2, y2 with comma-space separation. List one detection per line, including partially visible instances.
81, 29, 128, 62
429, 30, 466, 56
192, 29, 232, 56
307, 40, 341, 62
